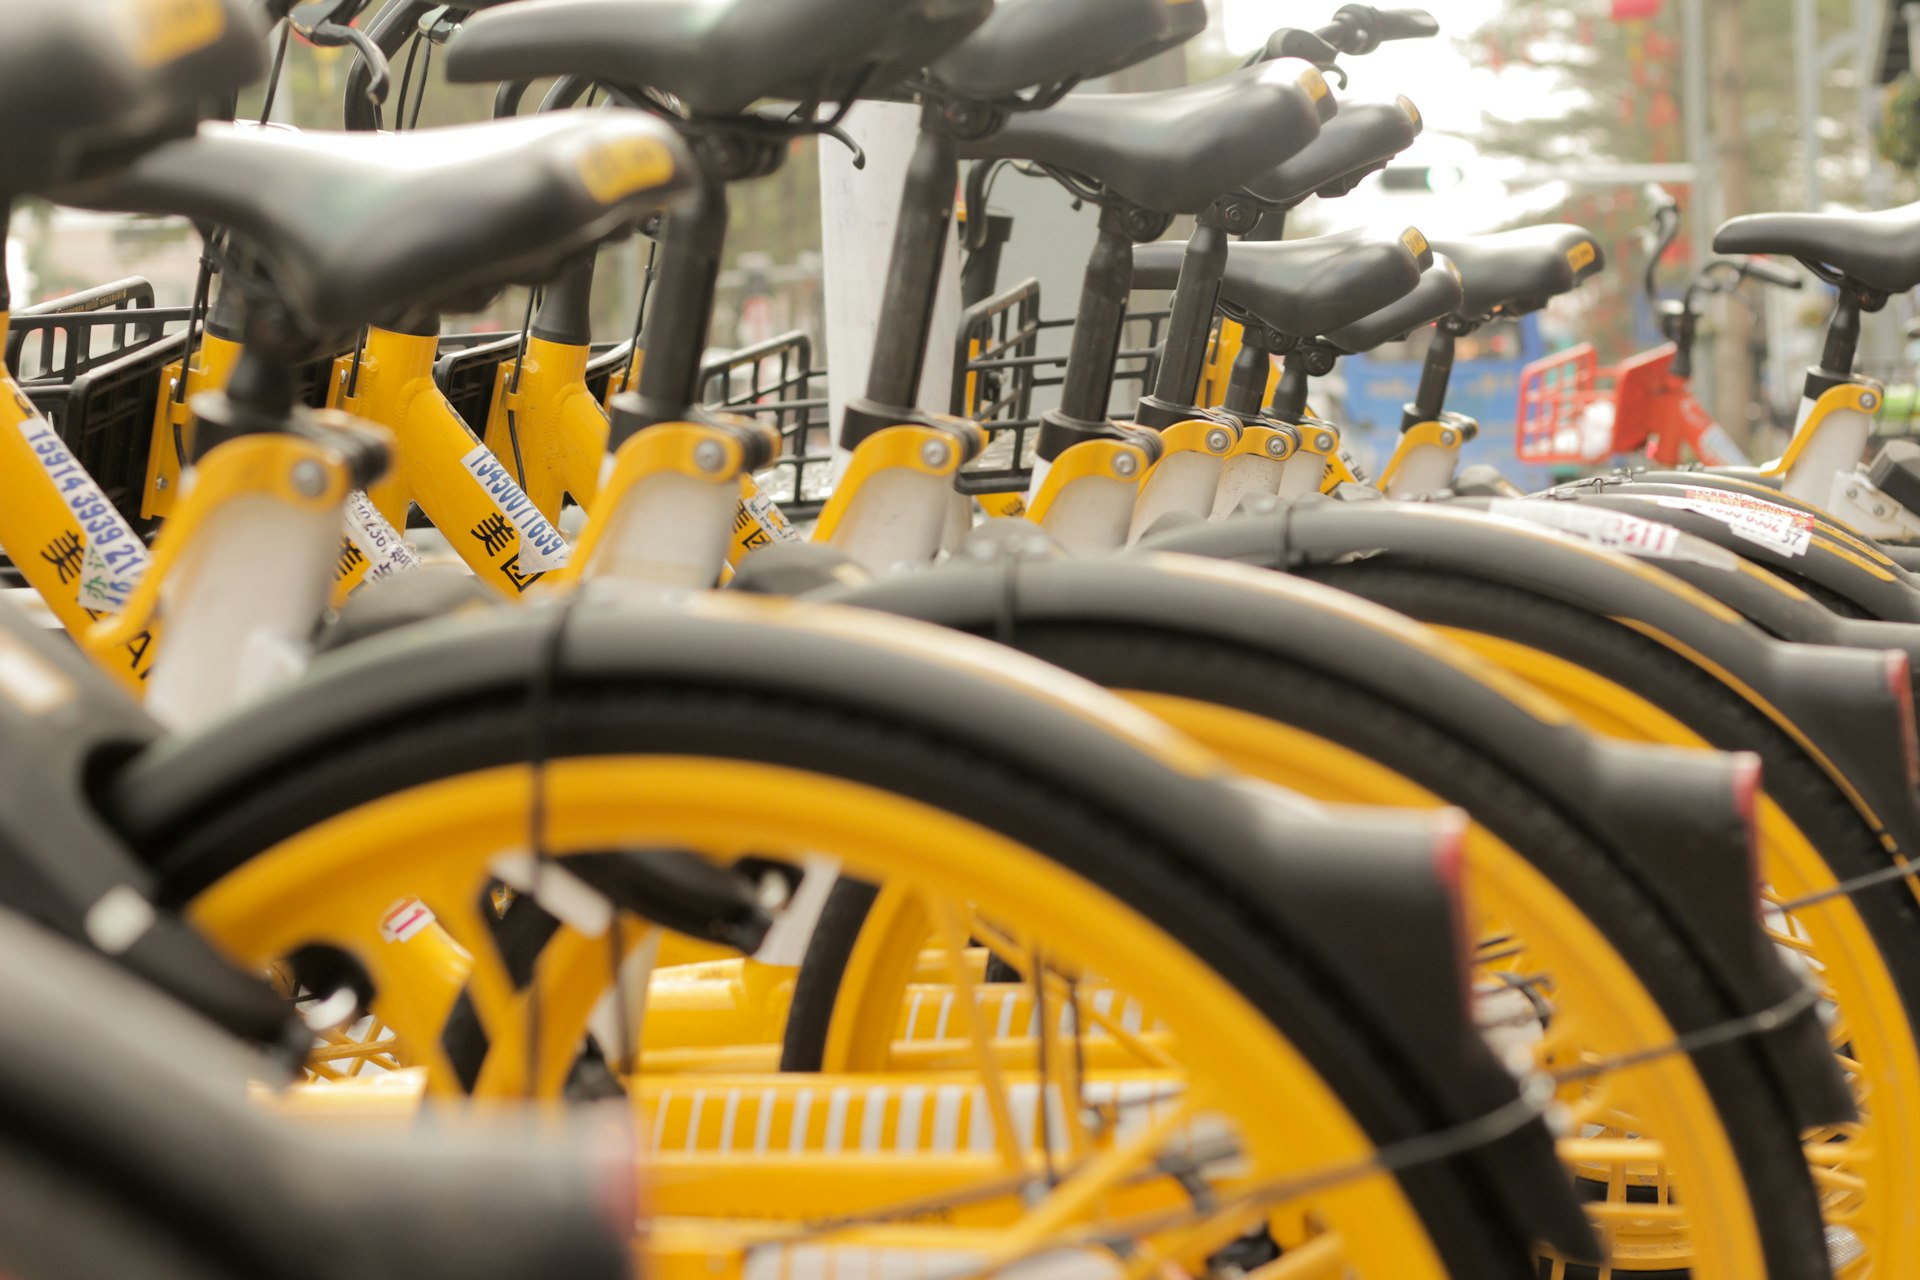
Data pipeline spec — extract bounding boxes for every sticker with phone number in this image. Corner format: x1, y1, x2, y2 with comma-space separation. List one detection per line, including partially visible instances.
1648, 488, 1813, 558
342, 490, 420, 584
1487, 499, 1740, 569
17, 415, 150, 612
461, 445, 571, 571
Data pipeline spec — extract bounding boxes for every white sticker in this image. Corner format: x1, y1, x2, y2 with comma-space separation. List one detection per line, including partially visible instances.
1647, 488, 1814, 558
459, 445, 572, 572
379, 897, 435, 943
17, 415, 150, 612
741, 486, 801, 545
1487, 499, 1740, 570
341, 489, 420, 584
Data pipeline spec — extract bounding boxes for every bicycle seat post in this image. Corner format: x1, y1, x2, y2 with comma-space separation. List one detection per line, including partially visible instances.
611, 171, 729, 442
1137, 205, 1239, 426
835, 105, 967, 453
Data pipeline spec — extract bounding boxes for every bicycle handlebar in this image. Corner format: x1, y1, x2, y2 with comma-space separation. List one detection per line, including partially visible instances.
1241, 27, 1345, 69
343, 0, 439, 130
1241, 5, 1436, 70
279, 0, 368, 30
1739, 257, 1804, 290
1323, 6, 1439, 56
1643, 192, 1682, 304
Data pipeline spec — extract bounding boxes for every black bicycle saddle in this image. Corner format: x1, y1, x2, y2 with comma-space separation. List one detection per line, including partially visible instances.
1323, 252, 1462, 353
54, 112, 695, 339
1432, 224, 1603, 318
958, 62, 1328, 215
929, 0, 1207, 99
1715, 202, 1920, 296
1216, 226, 1434, 338
1241, 97, 1421, 207
0, 0, 266, 198
444, 0, 990, 116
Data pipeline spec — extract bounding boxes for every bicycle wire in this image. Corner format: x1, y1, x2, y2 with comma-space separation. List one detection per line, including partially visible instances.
258, 23, 292, 126
503, 286, 540, 488
1774, 853, 1920, 913
728, 974, 1820, 1274
408, 39, 433, 130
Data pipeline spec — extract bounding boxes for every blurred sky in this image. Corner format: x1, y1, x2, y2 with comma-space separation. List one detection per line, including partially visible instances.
1216, 0, 1575, 236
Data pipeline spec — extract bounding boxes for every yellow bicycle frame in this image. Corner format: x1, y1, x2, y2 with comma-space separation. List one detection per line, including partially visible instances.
480, 335, 610, 524
331, 326, 571, 597
142, 329, 244, 521
0, 315, 157, 689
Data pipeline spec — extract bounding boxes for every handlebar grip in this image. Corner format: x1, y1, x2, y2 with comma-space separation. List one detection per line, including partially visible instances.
1369, 7, 1441, 39
1742, 258, 1804, 290
1325, 5, 1439, 54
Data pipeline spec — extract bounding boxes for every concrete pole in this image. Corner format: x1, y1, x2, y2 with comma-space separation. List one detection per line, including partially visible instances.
1857, 0, 1902, 370
1707, 0, 1755, 441
1680, 0, 1718, 413
818, 102, 963, 477
1794, 0, 1822, 210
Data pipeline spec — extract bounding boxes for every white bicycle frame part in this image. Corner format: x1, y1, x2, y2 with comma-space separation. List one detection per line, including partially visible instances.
1380, 439, 1461, 501
822, 466, 956, 573
578, 462, 742, 588
1778, 392, 1874, 509
1210, 454, 1287, 518
1128, 450, 1227, 544
143, 490, 339, 730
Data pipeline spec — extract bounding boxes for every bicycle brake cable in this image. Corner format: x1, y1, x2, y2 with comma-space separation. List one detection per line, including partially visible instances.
407, 38, 433, 129
503, 285, 539, 487
258, 22, 292, 125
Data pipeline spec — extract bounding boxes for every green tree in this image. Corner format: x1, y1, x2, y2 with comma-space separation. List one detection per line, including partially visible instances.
1468, 0, 1869, 441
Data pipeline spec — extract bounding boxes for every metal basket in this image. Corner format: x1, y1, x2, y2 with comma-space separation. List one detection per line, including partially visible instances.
699, 331, 832, 518
949, 277, 1167, 494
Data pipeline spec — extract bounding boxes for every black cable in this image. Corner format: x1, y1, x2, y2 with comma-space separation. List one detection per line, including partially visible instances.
171, 233, 222, 469
393, 35, 420, 130
408, 38, 433, 129
1546, 979, 1821, 1086
343, 325, 369, 401
259, 23, 292, 125
504, 287, 539, 487
1775, 855, 1920, 913
1030, 945, 1058, 1188
619, 240, 659, 393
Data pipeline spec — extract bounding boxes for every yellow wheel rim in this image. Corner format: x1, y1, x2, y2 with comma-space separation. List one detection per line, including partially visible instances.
189, 756, 1450, 1280
1124, 694, 1761, 1278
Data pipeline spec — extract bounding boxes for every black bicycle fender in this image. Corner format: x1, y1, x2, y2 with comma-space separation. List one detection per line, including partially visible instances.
1141, 509, 1861, 1125
1155, 500, 1920, 854
0, 604, 304, 1055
